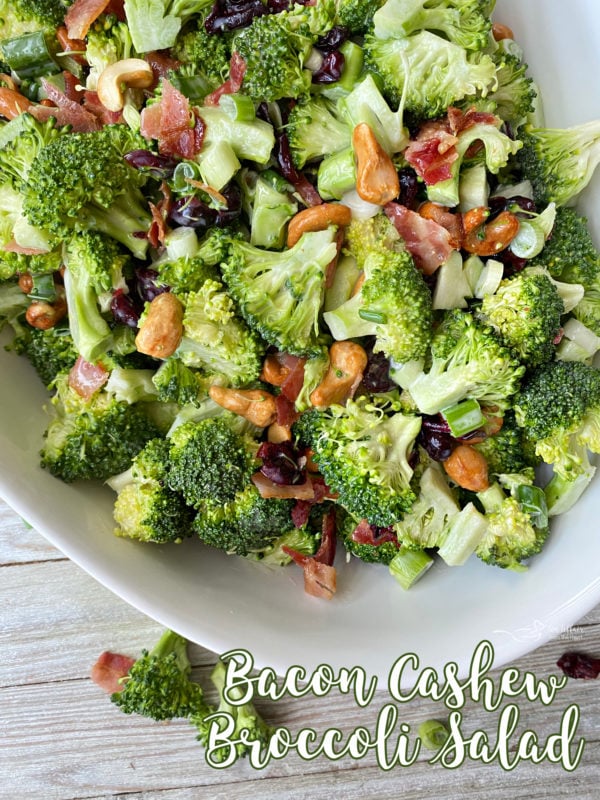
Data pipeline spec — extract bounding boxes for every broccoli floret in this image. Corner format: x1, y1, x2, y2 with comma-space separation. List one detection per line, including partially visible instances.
193, 659, 272, 763
123, 0, 214, 52
111, 438, 195, 544
256, 525, 319, 566
287, 96, 352, 169
372, 0, 492, 51
401, 309, 525, 416
468, 51, 537, 132
573, 276, 600, 338
112, 629, 208, 720
364, 29, 496, 119
476, 478, 549, 570
167, 416, 258, 508
514, 360, 600, 482
324, 247, 433, 364
194, 484, 294, 557
21, 127, 152, 258
175, 279, 264, 386
0, 113, 62, 191
152, 358, 207, 406
41, 374, 160, 482
338, 510, 401, 564
335, 0, 384, 34
0, 280, 29, 331
11, 324, 78, 388
517, 120, 600, 208
295, 395, 421, 527
0, 0, 72, 37
529, 207, 600, 288
472, 411, 527, 475
222, 228, 339, 357
240, 169, 298, 250
85, 13, 135, 92
172, 16, 231, 84
393, 462, 460, 550
155, 254, 218, 296
479, 268, 564, 366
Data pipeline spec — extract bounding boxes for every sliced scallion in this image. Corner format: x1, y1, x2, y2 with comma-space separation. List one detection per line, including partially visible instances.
441, 398, 484, 438
389, 549, 433, 590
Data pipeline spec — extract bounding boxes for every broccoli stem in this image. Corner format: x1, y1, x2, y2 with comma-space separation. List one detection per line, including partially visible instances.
389, 548, 433, 590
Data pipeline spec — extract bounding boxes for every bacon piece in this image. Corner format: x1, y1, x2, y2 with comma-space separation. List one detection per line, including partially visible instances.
280, 357, 305, 403
140, 101, 162, 141
56, 27, 87, 66
142, 80, 205, 159
68, 356, 109, 400
283, 508, 337, 599
252, 471, 315, 500
145, 51, 181, 87
275, 394, 299, 429
204, 52, 247, 106
65, 0, 112, 41
31, 80, 101, 132
91, 651, 136, 694
447, 106, 499, 135
2, 239, 49, 255
351, 519, 400, 549
83, 91, 124, 126
290, 476, 334, 527
385, 202, 453, 275
63, 71, 84, 103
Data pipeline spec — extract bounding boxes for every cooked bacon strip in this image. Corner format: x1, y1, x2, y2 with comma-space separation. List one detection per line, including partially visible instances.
68, 356, 109, 400
91, 651, 135, 694
65, 0, 112, 41
283, 508, 337, 600
83, 91, 124, 126
140, 80, 205, 159
204, 52, 247, 106
385, 202, 454, 275
140, 101, 162, 141
351, 518, 400, 549
405, 134, 459, 185
145, 51, 181, 87
2, 240, 49, 255
56, 27, 87, 65
32, 80, 101, 132
275, 394, 299, 429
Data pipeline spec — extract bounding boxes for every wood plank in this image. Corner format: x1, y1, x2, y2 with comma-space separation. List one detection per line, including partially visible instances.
0, 502, 64, 564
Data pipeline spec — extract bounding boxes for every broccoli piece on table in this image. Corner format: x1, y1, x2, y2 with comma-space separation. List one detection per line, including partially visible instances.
222, 228, 339, 357
295, 395, 421, 527
193, 659, 272, 763
22, 127, 152, 258
529, 206, 600, 288
364, 29, 496, 119
41, 374, 160, 482
167, 416, 258, 508
175, 278, 264, 387
400, 309, 524, 416
110, 438, 195, 544
479, 267, 564, 367
476, 477, 549, 570
372, 0, 492, 52
194, 484, 294, 557
11, 324, 78, 388
517, 120, 600, 208
112, 629, 208, 720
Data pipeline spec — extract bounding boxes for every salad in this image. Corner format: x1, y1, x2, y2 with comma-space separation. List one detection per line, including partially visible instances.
1, 0, 600, 602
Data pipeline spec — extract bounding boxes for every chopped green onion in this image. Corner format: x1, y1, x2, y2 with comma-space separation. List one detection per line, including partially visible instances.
1, 32, 60, 80
418, 719, 449, 750
389, 549, 433, 590
27, 273, 56, 303
171, 161, 203, 193
441, 398, 484, 437
219, 93, 256, 122
359, 308, 387, 324
516, 484, 548, 529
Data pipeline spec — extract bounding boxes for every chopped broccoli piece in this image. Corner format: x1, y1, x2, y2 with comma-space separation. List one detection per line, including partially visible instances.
0, 113, 62, 190
338, 510, 401, 564
472, 411, 528, 475
167, 416, 258, 508
372, 0, 492, 52
172, 15, 231, 85
11, 324, 78, 388
194, 484, 294, 556
152, 358, 207, 406
222, 228, 339, 357
112, 629, 208, 720
468, 51, 537, 132
518, 120, 600, 207
393, 462, 460, 550
0, 0, 72, 38
256, 526, 319, 566
364, 29, 496, 119
529, 206, 600, 288
573, 275, 600, 338
85, 13, 135, 92
41, 374, 160, 482
335, 0, 384, 34
295, 395, 421, 527
123, 0, 214, 52
479, 267, 564, 366
403, 309, 525, 416
287, 96, 352, 169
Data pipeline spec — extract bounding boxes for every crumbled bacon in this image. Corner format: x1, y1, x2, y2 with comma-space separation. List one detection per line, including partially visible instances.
140, 79, 205, 159
91, 651, 135, 694
351, 519, 400, 549
83, 91, 124, 126
385, 202, 453, 275
204, 52, 247, 106
68, 356, 109, 400
275, 394, 300, 429
283, 508, 337, 600
30, 80, 101, 132
65, 0, 112, 41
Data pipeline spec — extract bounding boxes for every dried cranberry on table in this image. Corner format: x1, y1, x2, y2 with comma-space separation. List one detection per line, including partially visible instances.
557, 651, 600, 680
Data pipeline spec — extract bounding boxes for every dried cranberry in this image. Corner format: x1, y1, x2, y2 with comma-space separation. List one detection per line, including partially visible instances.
557, 651, 600, 680
498, 247, 527, 276
317, 26, 349, 52
258, 440, 306, 485
275, 132, 322, 206
489, 195, 537, 219
418, 415, 455, 462
135, 267, 169, 303
110, 292, 140, 328
397, 167, 420, 209
214, 183, 242, 226
361, 349, 395, 393
204, 0, 266, 33
124, 150, 177, 180
312, 50, 345, 84
169, 196, 218, 230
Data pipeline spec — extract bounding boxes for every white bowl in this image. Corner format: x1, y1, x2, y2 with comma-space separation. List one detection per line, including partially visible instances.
2, 0, 600, 682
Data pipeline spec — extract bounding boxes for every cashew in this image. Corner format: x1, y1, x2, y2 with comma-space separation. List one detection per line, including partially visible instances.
25, 298, 67, 330
443, 444, 489, 492
492, 22, 514, 41
0, 87, 30, 120
97, 58, 154, 112
18, 273, 34, 294
353, 122, 400, 206
260, 353, 291, 386
287, 203, 352, 248
309, 341, 368, 409
267, 422, 292, 443
209, 386, 277, 428
462, 207, 519, 257
135, 292, 183, 359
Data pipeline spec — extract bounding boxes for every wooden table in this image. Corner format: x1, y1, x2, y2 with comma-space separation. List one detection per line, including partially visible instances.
2, 497, 599, 800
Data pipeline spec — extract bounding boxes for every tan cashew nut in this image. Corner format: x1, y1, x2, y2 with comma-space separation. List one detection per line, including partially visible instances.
135, 292, 184, 359
209, 386, 277, 428
309, 341, 368, 409
353, 122, 400, 206
286, 203, 352, 248
97, 58, 154, 112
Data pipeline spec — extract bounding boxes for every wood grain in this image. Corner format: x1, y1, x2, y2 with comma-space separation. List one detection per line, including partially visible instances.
2, 500, 600, 800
